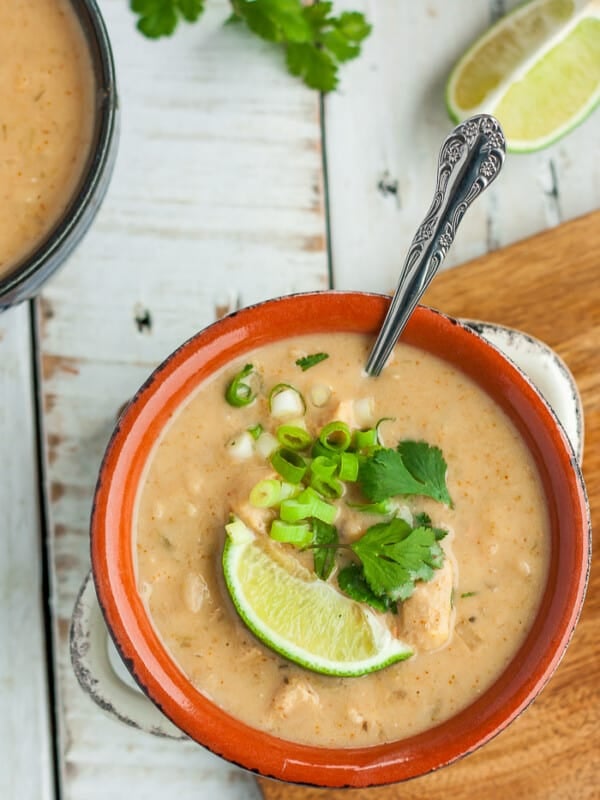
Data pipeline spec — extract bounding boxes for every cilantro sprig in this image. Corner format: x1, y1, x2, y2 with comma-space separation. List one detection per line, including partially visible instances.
351, 518, 446, 603
358, 441, 453, 507
337, 562, 397, 613
129, 0, 372, 92
131, 0, 205, 38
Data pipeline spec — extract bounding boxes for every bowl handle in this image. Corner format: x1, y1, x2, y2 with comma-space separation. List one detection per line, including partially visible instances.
463, 320, 584, 464
70, 571, 187, 739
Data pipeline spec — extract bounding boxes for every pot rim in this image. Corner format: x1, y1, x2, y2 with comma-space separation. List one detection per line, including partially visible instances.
90, 291, 591, 788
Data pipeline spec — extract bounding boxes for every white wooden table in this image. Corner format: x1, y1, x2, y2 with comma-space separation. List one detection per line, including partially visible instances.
1, 1, 598, 798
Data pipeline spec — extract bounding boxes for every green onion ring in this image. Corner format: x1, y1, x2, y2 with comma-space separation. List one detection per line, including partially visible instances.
318, 420, 352, 452
276, 424, 313, 451
338, 451, 359, 482
270, 447, 307, 484
270, 519, 313, 548
225, 364, 258, 407
249, 479, 282, 508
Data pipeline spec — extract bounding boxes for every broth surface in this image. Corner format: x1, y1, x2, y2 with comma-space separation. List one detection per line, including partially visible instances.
135, 333, 549, 747
0, 0, 95, 278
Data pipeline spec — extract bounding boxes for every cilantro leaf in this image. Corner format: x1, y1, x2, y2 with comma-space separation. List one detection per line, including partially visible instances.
338, 563, 397, 613
133, 0, 371, 92
321, 29, 360, 63
358, 442, 452, 506
351, 518, 446, 601
413, 510, 448, 541
286, 42, 339, 91
413, 511, 431, 526
130, 0, 205, 38
312, 519, 338, 580
358, 449, 430, 502
295, 352, 329, 371
231, 0, 312, 43
398, 440, 453, 506
335, 11, 372, 42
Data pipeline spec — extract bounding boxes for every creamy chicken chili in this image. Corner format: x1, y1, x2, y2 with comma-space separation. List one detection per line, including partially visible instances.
0, 0, 95, 278
135, 333, 549, 747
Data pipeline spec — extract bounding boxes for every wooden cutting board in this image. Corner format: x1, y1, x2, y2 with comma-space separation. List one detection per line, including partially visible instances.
259, 211, 600, 800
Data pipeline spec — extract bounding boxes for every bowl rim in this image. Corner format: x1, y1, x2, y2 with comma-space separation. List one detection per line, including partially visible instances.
0, 0, 118, 297
90, 291, 591, 787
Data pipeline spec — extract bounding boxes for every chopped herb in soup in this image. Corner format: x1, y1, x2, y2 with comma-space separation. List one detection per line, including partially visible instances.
135, 332, 549, 747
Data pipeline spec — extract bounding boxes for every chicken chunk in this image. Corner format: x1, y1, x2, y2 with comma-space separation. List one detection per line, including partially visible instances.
271, 676, 320, 718
182, 572, 209, 613
330, 397, 375, 429
233, 499, 272, 537
400, 557, 455, 652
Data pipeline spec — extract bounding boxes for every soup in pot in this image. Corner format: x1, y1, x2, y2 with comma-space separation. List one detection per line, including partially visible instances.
0, 0, 95, 278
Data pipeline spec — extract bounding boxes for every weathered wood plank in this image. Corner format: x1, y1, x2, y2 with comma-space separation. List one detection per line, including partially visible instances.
38, 0, 328, 797
324, 0, 600, 292
0, 303, 54, 800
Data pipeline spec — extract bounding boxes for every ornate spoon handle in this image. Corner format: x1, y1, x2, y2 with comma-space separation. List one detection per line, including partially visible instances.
365, 114, 506, 376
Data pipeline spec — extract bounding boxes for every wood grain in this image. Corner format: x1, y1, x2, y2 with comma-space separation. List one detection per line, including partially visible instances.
259, 211, 600, 800
0, 304, 53, 800
325, 1, 600, 294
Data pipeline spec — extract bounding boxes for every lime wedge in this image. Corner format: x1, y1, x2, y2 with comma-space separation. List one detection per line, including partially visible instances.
446, 0, 600, 152
222, 520, 412, 677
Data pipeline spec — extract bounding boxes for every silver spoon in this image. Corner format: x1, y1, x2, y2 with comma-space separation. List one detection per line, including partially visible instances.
365, 114, 506, 376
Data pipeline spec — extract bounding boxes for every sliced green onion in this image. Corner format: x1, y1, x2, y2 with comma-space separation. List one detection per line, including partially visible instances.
255, 431, 279, 459
347, 498, 394, 515
338, 451, 359, 482
280, 487, 337, 525
225, 364, 258, 407
279, 497, 314, 523
269, 383, 306, 419
280, 481, 302, 501
300, 487, 338, 524
249, 478, 301, 508
249, 479, 282, 508
310, 455, 338, 479
226, 431, 255, 460
311, 439, 335, 459
225, 515, 253, 544
270, 519, 313, 548
310, 475, 343, 499
247, 423, 263, 440
375, 416, 395, 446
309, 456, 343, 498
352, 427, 378, 451
276, 424, 313, 451
270, 447, 307, 484
318, 421, 352, 452
309, 383, 331, 407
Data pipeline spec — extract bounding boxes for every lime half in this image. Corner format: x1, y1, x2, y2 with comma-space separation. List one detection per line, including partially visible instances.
446, 0, 600, 152
222, 521, 412, 677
